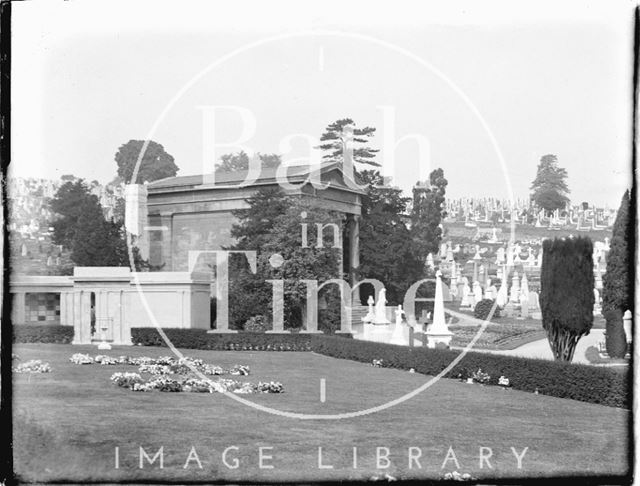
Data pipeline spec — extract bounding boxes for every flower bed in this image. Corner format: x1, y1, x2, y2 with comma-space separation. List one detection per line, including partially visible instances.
72, 353, 284, 395
449, 323, 545, 350
69, 353, 252, 377
13, 359, 51, 374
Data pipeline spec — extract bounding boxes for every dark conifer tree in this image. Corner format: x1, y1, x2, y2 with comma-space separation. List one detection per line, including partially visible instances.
540, 236, 595, 362
602, 189, 634, 357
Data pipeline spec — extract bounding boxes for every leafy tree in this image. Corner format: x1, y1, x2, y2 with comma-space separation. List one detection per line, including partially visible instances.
530, 154, 570, 214
71, 210, 127, 266
226, 189, 342, 331
216, 151, 281, 172
410, 168, 448, 262
540, 236, 594, 362
51, 180, 101, 248
317, 118, 380, 167
115, 140, 179, 184
357, 170, 424, 305
50, 178, 146, 269
603, 189, 634, 357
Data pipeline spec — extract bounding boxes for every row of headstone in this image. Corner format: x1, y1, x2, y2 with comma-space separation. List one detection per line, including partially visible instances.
360, 273, 454, 348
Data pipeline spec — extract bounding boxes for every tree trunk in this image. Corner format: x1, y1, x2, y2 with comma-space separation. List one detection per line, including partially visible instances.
545, 326, 583, 362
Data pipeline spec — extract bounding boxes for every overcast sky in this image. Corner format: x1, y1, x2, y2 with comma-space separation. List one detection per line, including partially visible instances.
10, 0, 635, 206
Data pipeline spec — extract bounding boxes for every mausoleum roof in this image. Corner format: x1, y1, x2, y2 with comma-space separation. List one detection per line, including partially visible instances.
147, 161, 365, 194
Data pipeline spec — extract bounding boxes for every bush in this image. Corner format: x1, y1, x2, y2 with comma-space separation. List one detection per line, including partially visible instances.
243, 315, 269, 333
474, 299, 501, 320
13, 325, 74, 344
131, 328, 342, 351
604, 309, 627, 358
308, 335, 630, 408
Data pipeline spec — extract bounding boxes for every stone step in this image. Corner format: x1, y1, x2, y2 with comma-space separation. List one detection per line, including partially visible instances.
351, 306, 369, 321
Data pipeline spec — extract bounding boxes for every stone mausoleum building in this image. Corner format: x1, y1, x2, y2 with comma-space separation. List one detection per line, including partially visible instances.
10, 162, 364, 343
145, 162, 363, 281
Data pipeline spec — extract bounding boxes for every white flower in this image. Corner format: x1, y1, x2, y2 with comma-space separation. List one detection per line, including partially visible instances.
13, 359, 51, 373
69, 353, 94, 365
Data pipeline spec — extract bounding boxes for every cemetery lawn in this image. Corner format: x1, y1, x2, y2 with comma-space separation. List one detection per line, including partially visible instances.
13, 344, 630, 483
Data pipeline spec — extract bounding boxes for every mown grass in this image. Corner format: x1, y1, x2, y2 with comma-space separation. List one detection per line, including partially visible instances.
12, 343, 630, 483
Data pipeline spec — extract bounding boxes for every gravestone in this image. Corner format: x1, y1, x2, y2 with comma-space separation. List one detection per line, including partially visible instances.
460, 281, 472, 308
510, 271, 520, 303
362, 295, 375, 323
473, 281, 483, 305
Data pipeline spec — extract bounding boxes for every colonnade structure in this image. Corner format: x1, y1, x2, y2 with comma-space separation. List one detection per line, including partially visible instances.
10, 267, 211, 344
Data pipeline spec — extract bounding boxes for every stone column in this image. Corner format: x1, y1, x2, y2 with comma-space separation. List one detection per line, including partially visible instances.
124, 184, 149, 260
623, 310, 632, 343
181, 290, 189, 328
266, 279, 285, 333
209, 253, 237, 333
12, 292, 26, 324
59, 291, 68, 325
96, 290, 113, 340
347, 215, 360, 288
159, 211, 173, 271
120, 290, 133, 345
72, 290, 92, 345
67, 292, 75, 326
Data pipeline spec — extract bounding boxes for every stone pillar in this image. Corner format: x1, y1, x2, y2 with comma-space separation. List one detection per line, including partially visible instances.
623, 310, 632, 343
67, 292, 75, 326
181, 290, 189, 328
120, 290, 133, 345
347, 215, 360, 288
72, 290, 92, 345
59, 291, 68, 325
266, 279, 285, 333
209, 252, 237, 333
12, 292, 26, 324
159, 211, 173, 271
95, 290, 112, 340
124, 184, 149, 260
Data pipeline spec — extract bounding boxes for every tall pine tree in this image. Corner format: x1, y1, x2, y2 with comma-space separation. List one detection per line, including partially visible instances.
317, 118, 380, 168
530, 154, 570, 214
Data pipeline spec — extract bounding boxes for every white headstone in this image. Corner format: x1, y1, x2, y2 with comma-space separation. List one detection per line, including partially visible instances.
425, 271, 453, 348
373, 288, 391, 324
460, 283, 472, 308
473, 281, 483, 305
510, 271, 520, 303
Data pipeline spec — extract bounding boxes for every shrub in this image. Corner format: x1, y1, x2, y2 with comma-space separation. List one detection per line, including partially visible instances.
243, 315, 269, 333
308, 335, 629, 408
540, 237, 594, 361
13, 325, 74, 344
130, 328, 339, 351
474, 299, 500, 320
604, 309, 628, 358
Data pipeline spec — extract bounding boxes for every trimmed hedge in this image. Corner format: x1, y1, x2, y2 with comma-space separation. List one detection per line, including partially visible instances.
14, 325, 630, 408
130, 328, 345, 351
13, 325, 74, 344
309, 336, 630, 409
